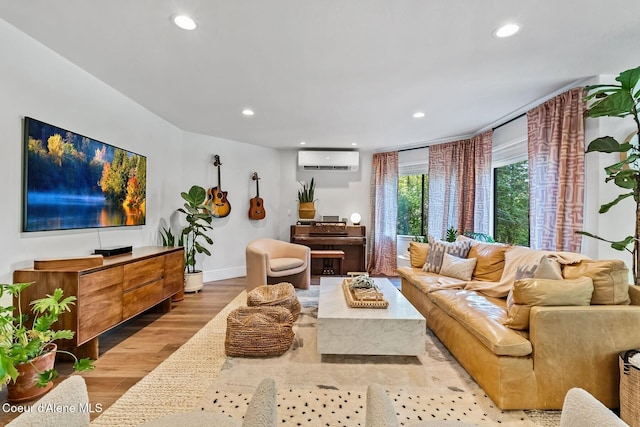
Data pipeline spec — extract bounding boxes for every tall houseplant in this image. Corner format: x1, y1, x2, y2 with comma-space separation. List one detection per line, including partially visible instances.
0, 283, 94, 402
297, 177, 316, 219
578, 65, 640, 285
178, 185, 213, 292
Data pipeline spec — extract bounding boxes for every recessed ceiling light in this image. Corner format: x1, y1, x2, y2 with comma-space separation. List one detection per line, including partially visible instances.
300, 141, 306, 145
242, 109, 254, 116
413, 112, 425, 118
351, 143, 358, 146
173, 15, 197, 30
495, 23, 520, 38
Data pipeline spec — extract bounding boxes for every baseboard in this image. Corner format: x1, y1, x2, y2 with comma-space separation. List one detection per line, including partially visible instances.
203, 266, 246, 283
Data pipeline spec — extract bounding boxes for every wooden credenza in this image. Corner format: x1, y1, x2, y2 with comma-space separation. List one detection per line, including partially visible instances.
13, 246, 184, 360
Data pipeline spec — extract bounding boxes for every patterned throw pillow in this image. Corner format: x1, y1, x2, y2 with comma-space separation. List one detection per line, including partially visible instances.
439, 253, 477, 281
423, 239, 472, 273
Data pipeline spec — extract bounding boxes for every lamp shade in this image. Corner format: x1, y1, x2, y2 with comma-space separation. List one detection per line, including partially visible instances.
350, 212, 361, 225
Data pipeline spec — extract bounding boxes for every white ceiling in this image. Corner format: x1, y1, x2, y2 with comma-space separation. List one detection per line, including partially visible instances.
2, 1, 640, 151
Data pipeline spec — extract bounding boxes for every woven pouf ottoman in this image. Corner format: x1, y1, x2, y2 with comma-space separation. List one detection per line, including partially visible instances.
247, 282, 301, 321
225, 306, 295, 357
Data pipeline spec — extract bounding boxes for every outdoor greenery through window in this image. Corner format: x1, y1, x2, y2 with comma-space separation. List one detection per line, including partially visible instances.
397, 174, 428, 238
494, 160, 529, 246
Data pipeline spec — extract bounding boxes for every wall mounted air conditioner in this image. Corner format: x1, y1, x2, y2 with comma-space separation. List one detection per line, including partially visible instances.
297, 150, 359, 171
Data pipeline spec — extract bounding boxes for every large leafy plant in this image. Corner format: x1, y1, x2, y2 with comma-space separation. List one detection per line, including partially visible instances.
0, 283, 94, 387
178, 185, 213, 274
578, 65, 640, 285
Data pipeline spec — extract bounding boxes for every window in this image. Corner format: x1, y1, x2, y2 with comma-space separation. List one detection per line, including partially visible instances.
493, 160, 529, 245
397, 174, 428, 237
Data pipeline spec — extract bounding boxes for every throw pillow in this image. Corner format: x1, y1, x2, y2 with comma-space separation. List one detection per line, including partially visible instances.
409, 241, 429, 268
466, 242, 509, 282
504, 276, 594, 330
514, 255, 562, 281
533, 256, 563, 280
562, 259, 631, 305
423, 238, 472, 273
439, 253, 477, 281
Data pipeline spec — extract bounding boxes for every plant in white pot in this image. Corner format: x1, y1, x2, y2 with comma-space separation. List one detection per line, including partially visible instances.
178, 185, 214, 292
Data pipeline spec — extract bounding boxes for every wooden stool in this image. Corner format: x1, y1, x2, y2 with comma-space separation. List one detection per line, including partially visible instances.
310, 250, 345, 275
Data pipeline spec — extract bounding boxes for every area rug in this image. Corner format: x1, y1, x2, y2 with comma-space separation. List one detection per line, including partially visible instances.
199, 287, 560, 426
91, 286, 560, 426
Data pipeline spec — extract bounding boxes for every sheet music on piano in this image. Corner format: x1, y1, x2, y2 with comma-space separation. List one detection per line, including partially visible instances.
309, 220, 348, 236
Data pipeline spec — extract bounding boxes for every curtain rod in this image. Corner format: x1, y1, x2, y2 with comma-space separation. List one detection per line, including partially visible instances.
491, 112, 526, 132
398, 145, 428, 153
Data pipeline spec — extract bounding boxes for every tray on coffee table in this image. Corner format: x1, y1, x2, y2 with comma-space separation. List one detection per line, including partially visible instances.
341, 278, 389, 309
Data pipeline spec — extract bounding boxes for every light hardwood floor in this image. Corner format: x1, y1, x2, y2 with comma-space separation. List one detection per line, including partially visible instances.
0, 275, 398, 424
0, 277, 246, 424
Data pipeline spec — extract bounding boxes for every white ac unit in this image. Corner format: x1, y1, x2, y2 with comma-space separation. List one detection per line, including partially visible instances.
297, 151, 359, 171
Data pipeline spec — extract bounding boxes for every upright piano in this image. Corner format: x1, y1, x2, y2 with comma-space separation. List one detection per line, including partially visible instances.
290, 223, 366, 274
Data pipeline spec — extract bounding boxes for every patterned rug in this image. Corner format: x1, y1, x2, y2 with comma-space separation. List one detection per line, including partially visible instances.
200, 287, 561, 426
91, 286, 560, 426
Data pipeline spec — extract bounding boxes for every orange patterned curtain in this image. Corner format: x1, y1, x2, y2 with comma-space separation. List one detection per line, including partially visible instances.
427, 130, 492, 238
367, 151, 398, 276
527, 87, 585, 251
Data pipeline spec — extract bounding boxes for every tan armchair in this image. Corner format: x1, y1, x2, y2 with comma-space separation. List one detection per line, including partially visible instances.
246, 238, 310, 291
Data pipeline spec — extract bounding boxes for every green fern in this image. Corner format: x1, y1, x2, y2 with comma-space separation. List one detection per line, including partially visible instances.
445, 226, 457, 242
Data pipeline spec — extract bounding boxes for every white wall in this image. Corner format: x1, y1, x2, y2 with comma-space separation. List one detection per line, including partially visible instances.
179, 132, 283, 281
0, 18, 287, 298
277, 149, 373, 241
0, 18, 184, 285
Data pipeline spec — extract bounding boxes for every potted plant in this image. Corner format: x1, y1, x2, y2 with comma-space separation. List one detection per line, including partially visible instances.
297, 177, 316, 219
0, 282, 94, 402
178, 185, 213, 292
578, 65, 640, 285
160, 225, 184, 301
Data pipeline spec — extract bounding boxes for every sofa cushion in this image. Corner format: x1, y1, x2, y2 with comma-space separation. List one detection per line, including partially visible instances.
440, 253, 477, 281
504, 277, 594, 330
270, 258, 304, 272
397, 266, 464, 293
562, 260, 630, 305
428, 289, 532, 356
423, 239, 472, 273
408, 241, 429, 268
467, 242, 509, 282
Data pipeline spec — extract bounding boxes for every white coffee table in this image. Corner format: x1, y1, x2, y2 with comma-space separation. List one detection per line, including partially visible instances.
317, 277, 426, 355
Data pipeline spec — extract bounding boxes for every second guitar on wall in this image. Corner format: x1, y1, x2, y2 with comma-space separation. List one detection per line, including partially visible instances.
248, 172, 265, 220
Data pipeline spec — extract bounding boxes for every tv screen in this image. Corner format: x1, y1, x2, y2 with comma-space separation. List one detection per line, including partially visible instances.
22, 117, 147, 232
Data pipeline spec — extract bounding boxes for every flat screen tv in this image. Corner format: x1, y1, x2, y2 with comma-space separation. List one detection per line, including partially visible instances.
22, 117, 147, 232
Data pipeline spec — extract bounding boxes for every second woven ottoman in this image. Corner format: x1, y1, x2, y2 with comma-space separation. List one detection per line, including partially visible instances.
225, 306, 295, 357
247, 282, 301, 321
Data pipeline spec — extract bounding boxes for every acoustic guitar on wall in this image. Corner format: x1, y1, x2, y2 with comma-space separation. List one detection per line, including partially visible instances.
206, 155, 231, 218
248, 172, 266, 220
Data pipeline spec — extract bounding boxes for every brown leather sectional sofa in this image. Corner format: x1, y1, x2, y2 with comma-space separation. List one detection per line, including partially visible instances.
397, 239, 640, 410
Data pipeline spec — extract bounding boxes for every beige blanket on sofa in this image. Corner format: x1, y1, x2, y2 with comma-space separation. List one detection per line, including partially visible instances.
430, 246, 590, 298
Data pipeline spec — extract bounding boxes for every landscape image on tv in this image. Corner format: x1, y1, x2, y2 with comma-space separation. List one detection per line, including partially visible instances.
22, 117, 147, 232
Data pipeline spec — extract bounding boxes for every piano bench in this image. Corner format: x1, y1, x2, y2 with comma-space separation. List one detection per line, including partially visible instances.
310, 250, 345, 276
